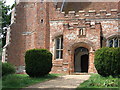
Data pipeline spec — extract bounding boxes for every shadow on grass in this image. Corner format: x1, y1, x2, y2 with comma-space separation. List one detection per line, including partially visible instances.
2, 73, 60, 90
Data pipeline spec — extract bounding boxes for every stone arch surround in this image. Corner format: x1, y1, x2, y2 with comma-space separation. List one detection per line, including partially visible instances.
51, 32, 63, 40
69, 39, 96, 52
68, 41, 97, 74
106, 33, 120, 40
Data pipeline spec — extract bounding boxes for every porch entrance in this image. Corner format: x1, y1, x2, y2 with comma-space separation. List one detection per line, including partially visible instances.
74, 47, 89, 73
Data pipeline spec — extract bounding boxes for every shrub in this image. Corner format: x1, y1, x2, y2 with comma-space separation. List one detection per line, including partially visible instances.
94, 47, 120, 77
2, 62, 16, 76
25, 49, 52, 77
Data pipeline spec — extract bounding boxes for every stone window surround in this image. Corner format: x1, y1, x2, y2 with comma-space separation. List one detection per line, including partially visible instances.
79, 28, 86, 36
77, 27, 86, 38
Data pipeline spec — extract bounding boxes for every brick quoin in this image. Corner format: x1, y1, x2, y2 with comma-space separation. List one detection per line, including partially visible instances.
2, 2, 120, 74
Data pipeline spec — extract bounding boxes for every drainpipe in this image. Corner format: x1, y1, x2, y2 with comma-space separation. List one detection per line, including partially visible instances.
60, 0, 65, 12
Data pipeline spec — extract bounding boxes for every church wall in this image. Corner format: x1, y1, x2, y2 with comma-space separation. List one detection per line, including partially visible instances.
3, 2, 120, 74
49, 2, 120, 74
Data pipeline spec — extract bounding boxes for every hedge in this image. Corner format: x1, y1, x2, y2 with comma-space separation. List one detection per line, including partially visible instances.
94, 47, 120, 77
2, 62, 16, 76
25, 49, 52, 77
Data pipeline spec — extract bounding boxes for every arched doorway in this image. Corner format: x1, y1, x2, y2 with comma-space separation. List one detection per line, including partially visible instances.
74, 47, 89, 73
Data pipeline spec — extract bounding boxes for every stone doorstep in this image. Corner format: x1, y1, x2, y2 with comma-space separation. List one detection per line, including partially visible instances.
71, 72, 90, 75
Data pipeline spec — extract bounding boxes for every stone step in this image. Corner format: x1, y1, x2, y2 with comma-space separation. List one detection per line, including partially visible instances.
71, 73, 90, 75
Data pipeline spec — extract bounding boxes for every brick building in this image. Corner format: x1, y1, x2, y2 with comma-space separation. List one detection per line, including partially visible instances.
2, 2, 120, 74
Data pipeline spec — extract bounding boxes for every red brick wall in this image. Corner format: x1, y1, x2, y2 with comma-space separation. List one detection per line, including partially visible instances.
57, 2, 119, 14
6, 2, 50, 68
5, 2, 120, 74
49, 2, 119, 74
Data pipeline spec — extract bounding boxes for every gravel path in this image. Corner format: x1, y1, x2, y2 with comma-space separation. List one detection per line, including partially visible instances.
22, 75, 90, 90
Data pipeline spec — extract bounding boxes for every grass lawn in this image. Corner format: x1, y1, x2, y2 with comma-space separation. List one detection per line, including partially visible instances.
2, 73, 60, 90
77, 74, 119, 89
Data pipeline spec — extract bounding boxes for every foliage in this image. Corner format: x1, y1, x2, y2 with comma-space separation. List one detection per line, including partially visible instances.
94, 47, 120, 77
0, 0, 16, 47
0, 1, 11, 47
0, 61, 2, 77
25, 49, 52, 77
1, 1, 11, 28
2, 62, 15, 76
2, 74, 59, 89
77, 74, 119, 89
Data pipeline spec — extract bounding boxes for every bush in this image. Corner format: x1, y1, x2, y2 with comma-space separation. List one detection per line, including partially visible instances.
25, 49, 52, 77
94, 47, 120, 77
2, 62, 16, 76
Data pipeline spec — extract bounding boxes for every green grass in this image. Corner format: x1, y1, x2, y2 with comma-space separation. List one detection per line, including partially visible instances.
2, 73, 60, 90
0, 78, 2, 90
77, 74, 119, 89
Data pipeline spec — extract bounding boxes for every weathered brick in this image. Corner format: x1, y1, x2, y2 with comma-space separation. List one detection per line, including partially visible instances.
3, 2, 120, 74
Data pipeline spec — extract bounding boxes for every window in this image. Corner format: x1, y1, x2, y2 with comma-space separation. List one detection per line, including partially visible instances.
41, 19, 43, 23
108, 38, 120, 47
41, 0, 44, 3
78, 28, 86, 37
79, 28, 86, 36
55, 36, 63, 59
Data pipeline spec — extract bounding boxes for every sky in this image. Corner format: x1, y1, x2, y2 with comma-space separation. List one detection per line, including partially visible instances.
5, 0, 15, 6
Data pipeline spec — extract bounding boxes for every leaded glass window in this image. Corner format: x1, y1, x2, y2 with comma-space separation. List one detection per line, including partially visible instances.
108, 38, 120, 47
55, 36, 63, 59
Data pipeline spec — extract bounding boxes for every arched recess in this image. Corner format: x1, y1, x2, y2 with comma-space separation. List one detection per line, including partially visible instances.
68, 41, 96, 73
74, 47, 89, 73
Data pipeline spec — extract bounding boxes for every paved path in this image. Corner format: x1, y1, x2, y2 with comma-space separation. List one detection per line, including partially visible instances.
22, 75, 90, 90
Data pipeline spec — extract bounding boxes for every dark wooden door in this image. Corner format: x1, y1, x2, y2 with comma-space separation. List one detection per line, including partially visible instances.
81, 54, 88, 72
